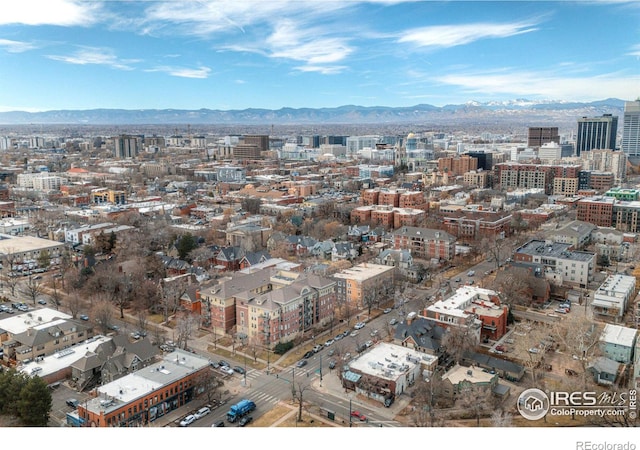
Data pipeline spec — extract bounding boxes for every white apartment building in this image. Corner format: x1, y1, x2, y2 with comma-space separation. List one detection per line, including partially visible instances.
592, 274, 636, 323
16, 172, 67, 189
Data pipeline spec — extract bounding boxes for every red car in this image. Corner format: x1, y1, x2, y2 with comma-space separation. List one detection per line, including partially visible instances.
350, 411, 366, 421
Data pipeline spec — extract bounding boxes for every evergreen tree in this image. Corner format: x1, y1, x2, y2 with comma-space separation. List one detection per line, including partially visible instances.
18, 376, 52, 426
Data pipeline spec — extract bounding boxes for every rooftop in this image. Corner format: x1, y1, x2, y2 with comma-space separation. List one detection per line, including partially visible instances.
600, 324, 637, 347
347, 342, 436, 381
516, 239, 595, 262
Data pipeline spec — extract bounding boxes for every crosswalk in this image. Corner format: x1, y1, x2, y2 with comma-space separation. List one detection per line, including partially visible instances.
251, 391, 279, 407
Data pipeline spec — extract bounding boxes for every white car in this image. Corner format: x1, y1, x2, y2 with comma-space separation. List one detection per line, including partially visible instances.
354, 322, 365, 330
194, 407, 210, 419
220, 366, 234, 375
180, 415, 196, 427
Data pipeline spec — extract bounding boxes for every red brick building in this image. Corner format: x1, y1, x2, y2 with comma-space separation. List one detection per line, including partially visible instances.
576, 196, 615, 227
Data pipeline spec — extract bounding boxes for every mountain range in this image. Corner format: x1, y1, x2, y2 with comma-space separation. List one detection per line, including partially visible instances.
0, 98, 627, 126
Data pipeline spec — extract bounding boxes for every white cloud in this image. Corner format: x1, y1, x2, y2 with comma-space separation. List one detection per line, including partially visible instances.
146, 66, 211, 79
266, 19, 353, 70
398, 21, 538, 49
46, 47, 137, 70
627, 44, 640, 57
0, 0, 102, 26
435, 70, 640, 101
294, 65, 347, 75
0, 39, 36, 53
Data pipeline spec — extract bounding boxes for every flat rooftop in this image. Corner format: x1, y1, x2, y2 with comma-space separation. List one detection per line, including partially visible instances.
0, 234, 64, 254
88, 349, 210, 415
601, 324, 637, 347
348, 342, 436, 381
0, 307, 71, 335
516, 239, 594, 262
333, 263, 394, 282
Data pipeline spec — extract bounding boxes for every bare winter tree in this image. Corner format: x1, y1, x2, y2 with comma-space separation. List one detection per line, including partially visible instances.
458, 383, 495, 426
19, 274, 44, 305
2, 248, 20, 296
92, 299, 115, 334
441, 322, 479, 365
175, 312, 200, 350
490, 409, 514, 427
67, 291, 83, 319
193, 369, 224, 405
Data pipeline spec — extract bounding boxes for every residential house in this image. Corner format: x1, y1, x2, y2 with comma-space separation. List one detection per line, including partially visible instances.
331, 242, 360, 261
588, 357, 622, 386
599, 324, 637, 364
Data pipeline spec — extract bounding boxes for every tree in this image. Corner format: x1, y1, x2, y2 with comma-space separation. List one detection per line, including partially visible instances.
240, 197, 262, 215
458, 383, 494, 426
19, 274, 44, 305
0, 368, 28, 416
36, 250, 51, 271
2, 247, 20, 296
194, 369, 224, 405
93, 299, 115, 334
176, 233, 197, 261
441, 323, 478, 365
18, 376, 52, 426
175, 312, 200, 350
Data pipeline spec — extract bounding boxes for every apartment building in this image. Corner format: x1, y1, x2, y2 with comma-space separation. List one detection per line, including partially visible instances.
599, 324, 637, 364
613, 201, 640, 233
495, 163, 581, 194
199, 267, 336, 345
333, 263, 395, 307
389, 226, 456, 261
441, 210, 512, 241
576, 196, 615, 227
0, 308, 94, 364
544, 220, 596, 249
438, 155, 478, 177
592, 274, 636, 323
513, 239, 595, 288
463, 170, 490, 188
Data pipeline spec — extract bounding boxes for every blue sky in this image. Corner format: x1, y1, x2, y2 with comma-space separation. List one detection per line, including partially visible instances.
0, 0, 638, 112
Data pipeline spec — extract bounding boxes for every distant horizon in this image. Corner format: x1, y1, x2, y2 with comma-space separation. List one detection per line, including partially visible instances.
0, 96, 631, 114
0, 1, 638, 112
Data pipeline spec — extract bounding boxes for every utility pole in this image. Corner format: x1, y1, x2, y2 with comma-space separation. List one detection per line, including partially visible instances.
319, 355, 323, 386
349, 399, 352, 427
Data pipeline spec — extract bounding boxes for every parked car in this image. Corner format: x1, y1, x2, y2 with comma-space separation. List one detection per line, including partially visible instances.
303, 351, 314, 359
79, 314, 89, 321
342, 330, 350, 338
528, 347, 540, 354
334, 334, 343, 341
383, 308, 392, 314
233, 366, 246, 375
324, 339, 334, 347
389, 318, 398, 326
350, 411, 367, 421
180, 415, 196, 427
296, 359, 308, 368
365, 340, 373, 348
327, 349, 335, 357
194, 406, 211, 419
454, 277, 462, 282
354, 322, 365, 330
350, 331, 359, 337
220, 366, 234, 375
370, 329, 379, 337
66, 398, 79, 408
312, 344, 323, 353
37, 299, 47, 305
237, 415, 253, 427
328, 359, 336, 369
211, 420, 225, 427
219, 360, 230, 367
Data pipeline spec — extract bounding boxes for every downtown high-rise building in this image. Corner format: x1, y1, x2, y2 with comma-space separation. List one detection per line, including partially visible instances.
114, 135, 140, 159
621, 100, 640, 158
576, 114, 618, 156
527, 127, 559, 148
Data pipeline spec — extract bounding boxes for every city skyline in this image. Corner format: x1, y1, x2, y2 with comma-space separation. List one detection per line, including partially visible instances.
0, 0, 638, 113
